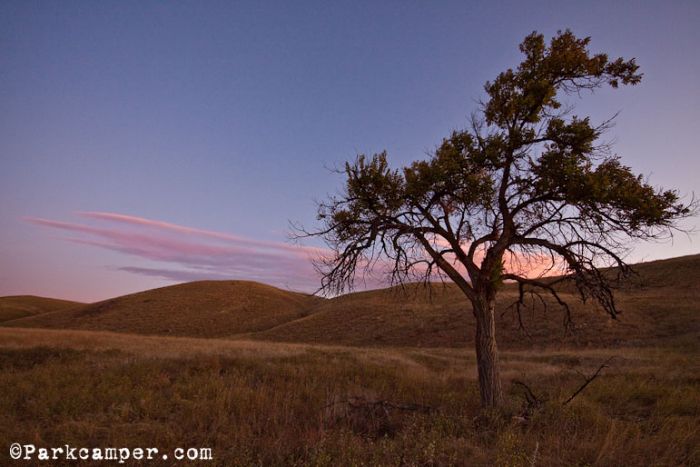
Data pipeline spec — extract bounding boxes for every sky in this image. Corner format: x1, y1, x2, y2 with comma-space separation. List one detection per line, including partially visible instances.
1, 0, 698, 302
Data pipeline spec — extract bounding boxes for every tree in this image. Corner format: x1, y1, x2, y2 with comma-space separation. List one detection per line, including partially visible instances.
302, 31, 694, 408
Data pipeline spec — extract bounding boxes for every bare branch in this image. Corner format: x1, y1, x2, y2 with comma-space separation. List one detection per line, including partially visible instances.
563, 357, 614, 406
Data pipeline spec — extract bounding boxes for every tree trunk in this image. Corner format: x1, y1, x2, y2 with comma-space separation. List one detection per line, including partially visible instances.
473, 294, 503, 408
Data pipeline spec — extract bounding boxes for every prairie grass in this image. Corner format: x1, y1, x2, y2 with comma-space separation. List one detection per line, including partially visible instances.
0, 328, 697, 466
4, 255, 699, 352
3, 281, 321, 338
0, 296, 82, 323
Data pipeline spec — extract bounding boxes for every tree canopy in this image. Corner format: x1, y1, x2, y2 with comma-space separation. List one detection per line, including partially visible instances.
303, 30, 695, 407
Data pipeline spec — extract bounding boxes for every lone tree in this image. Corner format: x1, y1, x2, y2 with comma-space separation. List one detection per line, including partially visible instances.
303, 31, 694, 408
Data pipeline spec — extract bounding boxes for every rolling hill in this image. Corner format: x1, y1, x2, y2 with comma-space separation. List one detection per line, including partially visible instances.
2, 254, 698, 348
3, 281, 323, 338
0, 296, 83, 323
251, 254, 700, 348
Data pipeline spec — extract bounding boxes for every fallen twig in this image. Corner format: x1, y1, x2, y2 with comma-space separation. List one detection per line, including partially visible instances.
322, 396, 436, 414
530, 441, 539, 467
563, 357, 614, 406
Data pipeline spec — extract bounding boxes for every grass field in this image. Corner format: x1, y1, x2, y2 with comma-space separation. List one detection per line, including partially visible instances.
1, 255, 699, 465
0, 328, 698, 466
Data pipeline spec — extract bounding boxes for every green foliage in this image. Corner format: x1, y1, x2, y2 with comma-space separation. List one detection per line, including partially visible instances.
484, 30, 641, 127
404, 131, 495, 207
344, 152, 405, 216
533, 155, 688, 229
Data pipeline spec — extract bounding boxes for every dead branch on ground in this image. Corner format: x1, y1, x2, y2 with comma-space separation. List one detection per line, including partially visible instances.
563, 357, 614, 406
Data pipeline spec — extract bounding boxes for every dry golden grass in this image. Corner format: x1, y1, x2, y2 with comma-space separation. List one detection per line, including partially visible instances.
0, 255, 698, 465
251, 254, 700, 349
2, 255, 698, 350
0, 327, 697, 466
0, 296, 82, 323
4, 281, 323, 338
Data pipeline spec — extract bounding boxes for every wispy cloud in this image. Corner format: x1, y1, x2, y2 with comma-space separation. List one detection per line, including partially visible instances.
24, 212, 559, 295
76, 211, 323, 255
25, 213, 326, 292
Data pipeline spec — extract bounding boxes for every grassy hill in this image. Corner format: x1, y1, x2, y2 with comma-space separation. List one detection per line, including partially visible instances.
0, 295, 82, 323
2, 254, 698, 347
3, 281, 323, 338
251, 254, 700, 348
249, 285, 698, 349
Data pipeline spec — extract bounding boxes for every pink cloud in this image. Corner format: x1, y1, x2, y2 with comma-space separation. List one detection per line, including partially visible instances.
25, 214, 325, 292
76, 211, 324, 255
25, 212, 559, 296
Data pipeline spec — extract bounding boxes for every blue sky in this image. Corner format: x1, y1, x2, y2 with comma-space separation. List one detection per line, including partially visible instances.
1, 0, 698, 301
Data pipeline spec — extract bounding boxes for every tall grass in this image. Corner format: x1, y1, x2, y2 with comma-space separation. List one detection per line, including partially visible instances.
0, 331, 697, 466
